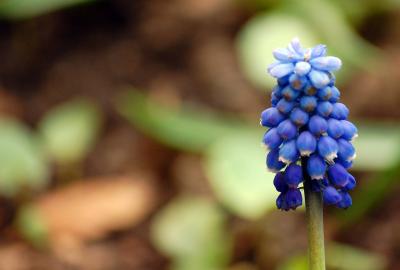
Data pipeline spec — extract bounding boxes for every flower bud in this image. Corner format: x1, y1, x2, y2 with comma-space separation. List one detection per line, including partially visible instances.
310, 56, 342, 71
279, 140, 299, 164
309, 69, 330, 89
341, 120, 358, 140
277, 119, 297, 140
336, 191, 352, 209
273, 172, 288, 192
331, 103, 349, 120
284, 163, 303, 188
260, 107, 285, 127
343, 173, 356, 191
294, 61, 311, 76
276, 193, 288, 210
281, 85, 300, 101
327, 163, 349, 187
289, 74, 307, 90
273, 48, 291, 62
316, 101, 333, 117
323, 186, 341, 205
329, 86, 340, 102
296, 131, 317, 156
337, 139, 356, 161
285, 188, 303, 210
335, 157, 353, 169
290, 108, 309, 126
308, 115, 328, 136
307, 154, 327, 180
268, 63, 295, 78
327, 118, 344, 138
310, 44, 327, 58
277, 75, 290, 86
266, 149, 286, 172
318, 135, 338, 162
276, 98, 295, 114
263, 128, 283, 150
300, 96, 318, 112
303, 84, 318, 95
289, 37, 303, 55
311, 178, 329, 192
317, 86, 332, 101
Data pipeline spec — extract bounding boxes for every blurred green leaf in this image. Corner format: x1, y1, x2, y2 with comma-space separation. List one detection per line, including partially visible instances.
280, 0, 379, 71
39, 99, 102, 165
16, 205, 48, 247
151, 197, 230, 270
339, 162, 400, 226
352, 123, 400, 170
0, 0, 96, 19
0, 118, 48, 197
204, 131, 278, 219
116, 89, 244, 152
278, 242, 386, 270
236, 13, 318, 89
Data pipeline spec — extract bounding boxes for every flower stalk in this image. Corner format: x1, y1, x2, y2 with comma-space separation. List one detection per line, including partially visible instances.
303, 157, 326, 270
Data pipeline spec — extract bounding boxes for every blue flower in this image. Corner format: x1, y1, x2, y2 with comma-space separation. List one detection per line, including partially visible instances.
310, 56, 342, 71
279, 140, 299, 164
323, 186, 341, 205
308, 115, 328, 136
277, 119, 298, 140
266, 148, 286, 172
327, 119, 344, 139
273, 172, 288, 192
262, 128, 283, 150
341, 120, 358, 140
261, 107, 285, 127
337, 139, 356, 162
276, 98, 296, 114
307, 154, 327, 180
284, 163, 303, 188
317, 135, 338, 163
300, 96, 318, 112
336, 191, 352, 209
290, 108, 309, 126
317, 86, 333, 101
285, 188, 303, 209
261, 38, 358, 210
331, 103, 349, 120
327, 163, 349, 187
296, 131, 317, 156
281, 85, 301, 101
309, 70, 330, 89
316, 101, 333, 118
294, 61, 311, 76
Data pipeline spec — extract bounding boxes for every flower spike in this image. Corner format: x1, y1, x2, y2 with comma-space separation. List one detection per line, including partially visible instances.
261, 38, 358, 210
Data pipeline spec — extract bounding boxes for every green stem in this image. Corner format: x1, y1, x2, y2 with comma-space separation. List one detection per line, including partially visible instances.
302, 157, 326, 270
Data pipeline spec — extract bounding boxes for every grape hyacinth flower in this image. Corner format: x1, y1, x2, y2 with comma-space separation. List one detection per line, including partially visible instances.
260, 38, 358, 211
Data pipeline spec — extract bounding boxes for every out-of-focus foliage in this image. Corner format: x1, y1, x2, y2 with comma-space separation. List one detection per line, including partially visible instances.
339, 163, 400, 226
151, 197, 230, 270
236, 0, 379, 90
116, 90, 243, 152
16, 205, 48, 248
0, 118, 48, 197
205, 131, 278, 219
236, 13, 318, 89
279, 243, 386, 270
0, 0, 96, 19
352, 123, 400, 170
38, 99, 102, 165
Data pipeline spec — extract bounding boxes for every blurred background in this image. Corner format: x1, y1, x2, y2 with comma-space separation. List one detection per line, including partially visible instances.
0, 0, 398, 269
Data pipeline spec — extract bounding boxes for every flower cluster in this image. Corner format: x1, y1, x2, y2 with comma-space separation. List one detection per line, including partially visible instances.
261, 38, 357, 211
